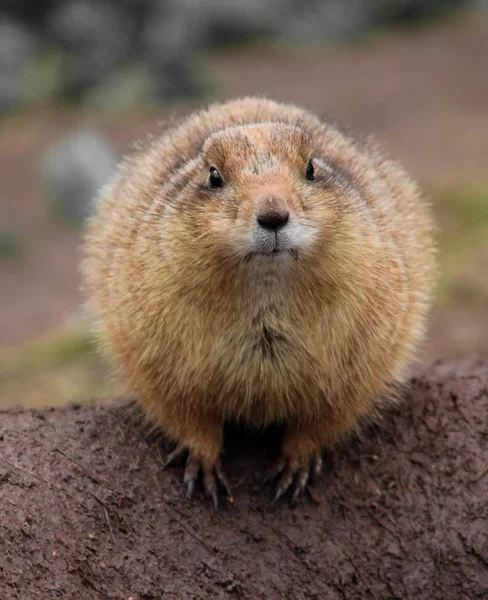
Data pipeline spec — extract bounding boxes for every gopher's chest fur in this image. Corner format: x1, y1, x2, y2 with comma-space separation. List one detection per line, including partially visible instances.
193, 296, 325, 424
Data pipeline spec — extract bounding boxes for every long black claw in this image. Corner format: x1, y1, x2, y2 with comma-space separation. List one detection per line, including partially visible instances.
186, 477, 196, 500
207, 485, 219, 512
164, 448, 234, 509
215, 461, 233, 502
291, 479, 307, 505
272, 483, 287, 505
272, 469, 294, 504
291, 485, 303, 504
271, 460, 296, 504
269, 452, 324, 504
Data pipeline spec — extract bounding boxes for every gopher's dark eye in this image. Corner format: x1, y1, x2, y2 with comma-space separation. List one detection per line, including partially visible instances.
209, 167, 223, 188
306, 159, 315, 182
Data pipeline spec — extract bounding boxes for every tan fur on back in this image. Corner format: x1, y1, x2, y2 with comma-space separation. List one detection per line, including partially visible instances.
82, 97, 436, 466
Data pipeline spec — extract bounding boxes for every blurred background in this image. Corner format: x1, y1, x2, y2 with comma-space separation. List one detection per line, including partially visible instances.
1, 0, 487, 409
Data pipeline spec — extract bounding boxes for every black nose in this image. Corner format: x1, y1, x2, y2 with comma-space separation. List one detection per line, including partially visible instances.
257, 209, 290, 231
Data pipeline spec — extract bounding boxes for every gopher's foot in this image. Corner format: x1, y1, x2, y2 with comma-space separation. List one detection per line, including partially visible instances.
265, 450, 323, 505
163, 443, 233, 511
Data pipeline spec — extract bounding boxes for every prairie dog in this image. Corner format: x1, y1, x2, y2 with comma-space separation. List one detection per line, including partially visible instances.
82, 97, 436, 508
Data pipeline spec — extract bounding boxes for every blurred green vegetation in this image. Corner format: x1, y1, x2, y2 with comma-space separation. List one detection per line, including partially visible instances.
433, 187, 488, 304
0, 327, 122, 407
0, 326, 94, 377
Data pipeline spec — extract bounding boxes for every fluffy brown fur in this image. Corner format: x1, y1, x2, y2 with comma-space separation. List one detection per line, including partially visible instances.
82, 97, 436, 506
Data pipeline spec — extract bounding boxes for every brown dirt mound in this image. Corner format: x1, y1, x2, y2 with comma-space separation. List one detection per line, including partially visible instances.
1, 361, 487, 599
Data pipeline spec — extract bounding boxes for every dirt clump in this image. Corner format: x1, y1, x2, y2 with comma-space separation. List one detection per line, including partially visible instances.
1, 361, 487, 599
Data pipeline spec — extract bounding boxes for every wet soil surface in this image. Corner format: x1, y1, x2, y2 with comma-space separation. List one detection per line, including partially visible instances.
1, 361, 487, 599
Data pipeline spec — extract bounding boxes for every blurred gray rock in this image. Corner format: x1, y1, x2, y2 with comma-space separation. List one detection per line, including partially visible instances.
283, 0, 376, 44
140, 0, 217, 99
1, 0, 61, 27
0, 0, 479, 111
199, 0, 296, 43
141, 0, 204, 68
139, 0, 290, 100
375, 0, 470, 22
47, 0, 134, 95
0, 17, 40, 111
42, 130, 118, 227
141, 0, 294, 66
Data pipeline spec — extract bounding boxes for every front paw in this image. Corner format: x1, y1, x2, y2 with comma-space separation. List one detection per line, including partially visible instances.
265, 450, 323, 505
163, 443, 233, 511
